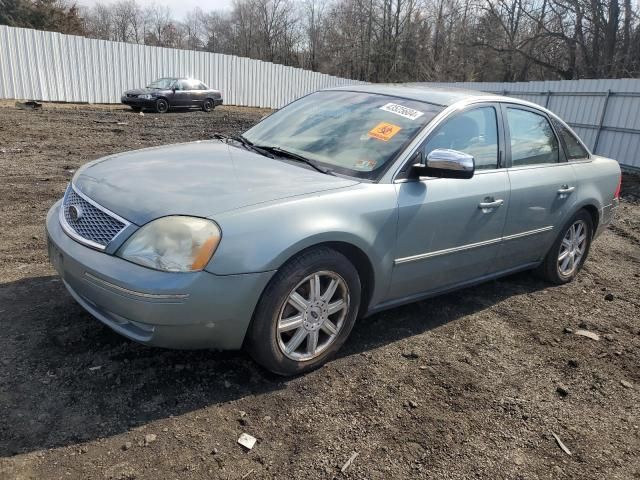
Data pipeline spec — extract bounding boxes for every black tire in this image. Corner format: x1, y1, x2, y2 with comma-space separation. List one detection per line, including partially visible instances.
535, 209, 593, 284
130, 106, 142, 112
245, 247, 361, 376
155, 98, 169, 114
202, 98, 215, 112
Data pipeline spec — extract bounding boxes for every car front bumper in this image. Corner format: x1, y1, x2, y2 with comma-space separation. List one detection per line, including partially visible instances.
121, 96, 157, 107
46, 201, 274, 350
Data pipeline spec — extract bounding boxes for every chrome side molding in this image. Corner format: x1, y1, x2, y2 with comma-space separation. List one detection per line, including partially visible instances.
395, 226, 554, 265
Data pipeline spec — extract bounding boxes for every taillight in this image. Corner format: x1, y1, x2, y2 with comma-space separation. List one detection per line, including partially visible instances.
614, 175, 622, 199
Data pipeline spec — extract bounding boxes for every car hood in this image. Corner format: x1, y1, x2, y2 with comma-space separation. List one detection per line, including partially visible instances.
123, 88, 164, 95
73, 141, 359, 225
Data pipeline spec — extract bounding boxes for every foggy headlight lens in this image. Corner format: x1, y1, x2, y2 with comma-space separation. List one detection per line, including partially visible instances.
139, 94, 153, 99
117, 216, 221, 272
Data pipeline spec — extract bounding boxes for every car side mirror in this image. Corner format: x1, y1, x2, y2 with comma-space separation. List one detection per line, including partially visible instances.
412, 148, 475, 179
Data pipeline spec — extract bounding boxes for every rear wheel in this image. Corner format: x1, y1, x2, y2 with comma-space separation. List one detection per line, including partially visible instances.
245, 247, 361, 376
202, 98, 215, 112
155, 98, 169, 113
536, 210, 593, 284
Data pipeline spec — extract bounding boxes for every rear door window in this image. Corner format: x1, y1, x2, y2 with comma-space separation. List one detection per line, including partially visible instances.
507, 108, 559, 166
186, 80, 201, 90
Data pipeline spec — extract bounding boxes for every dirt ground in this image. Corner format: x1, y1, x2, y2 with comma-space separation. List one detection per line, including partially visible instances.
0, 103, 638, 480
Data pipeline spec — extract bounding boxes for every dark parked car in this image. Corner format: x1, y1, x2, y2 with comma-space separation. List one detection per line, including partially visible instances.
121, 77, 223, 113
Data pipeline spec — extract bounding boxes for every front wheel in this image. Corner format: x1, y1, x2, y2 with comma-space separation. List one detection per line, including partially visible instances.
202, 98, 215, 112
155, 98, 169, 113
245, 247, 361, 376
536, 210, 593, 284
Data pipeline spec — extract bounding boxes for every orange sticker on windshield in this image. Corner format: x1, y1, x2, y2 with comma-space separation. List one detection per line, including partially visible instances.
368, 122, 401, 142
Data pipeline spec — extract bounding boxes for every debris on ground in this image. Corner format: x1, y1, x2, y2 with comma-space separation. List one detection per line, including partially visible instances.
401, 350, 420, 360
620, 380, 633, 389
604, 293, 615, 301
341, 452, 359, 473
238, 433, 256, 450
556, 384, 569, 397
551, 432, 572, 456
15, 100, 42, 110
574, 330, 601, 341
0, 147, 24, 154
143, 434, 157, 446
94, 120, 130, 126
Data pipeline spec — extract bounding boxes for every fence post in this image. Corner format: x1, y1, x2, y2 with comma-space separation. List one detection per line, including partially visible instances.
593, 89, 612, 153
545, 90, 552, 108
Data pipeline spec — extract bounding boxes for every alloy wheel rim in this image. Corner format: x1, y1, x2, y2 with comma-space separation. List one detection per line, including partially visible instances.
276, 271, 349, 362
157, 100, 168, 113
558, 220, 587, 276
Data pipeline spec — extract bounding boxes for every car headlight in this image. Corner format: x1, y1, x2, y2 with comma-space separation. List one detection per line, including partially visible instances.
139, 94, 153, 99
117, 216, 221, 272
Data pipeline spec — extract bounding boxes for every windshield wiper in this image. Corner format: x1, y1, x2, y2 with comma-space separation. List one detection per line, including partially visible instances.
212, 133, 274, 158
254, 145, 334, 175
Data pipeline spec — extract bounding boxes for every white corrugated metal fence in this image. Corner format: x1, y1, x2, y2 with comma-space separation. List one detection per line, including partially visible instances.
0, 25, 364, 109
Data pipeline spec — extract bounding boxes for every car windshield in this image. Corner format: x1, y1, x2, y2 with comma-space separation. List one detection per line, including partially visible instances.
146, 78, 176, 89
243, 91, 443, 179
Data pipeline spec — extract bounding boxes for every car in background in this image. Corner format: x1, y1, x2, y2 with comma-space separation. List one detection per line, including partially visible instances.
121, 77, 223, 113
48, 85, 621, 375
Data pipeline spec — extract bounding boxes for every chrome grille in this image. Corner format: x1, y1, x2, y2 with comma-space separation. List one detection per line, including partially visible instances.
61, 185, 128, 249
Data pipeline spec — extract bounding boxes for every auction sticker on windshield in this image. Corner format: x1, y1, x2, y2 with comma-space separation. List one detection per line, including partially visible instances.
379, 103, 424, 120
369, 122, 402, 142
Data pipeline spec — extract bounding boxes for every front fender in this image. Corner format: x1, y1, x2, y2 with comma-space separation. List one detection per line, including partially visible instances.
205, 183, 399, 307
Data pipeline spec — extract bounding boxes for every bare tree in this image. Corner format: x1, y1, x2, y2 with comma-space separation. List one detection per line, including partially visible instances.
22, 0, 640, 81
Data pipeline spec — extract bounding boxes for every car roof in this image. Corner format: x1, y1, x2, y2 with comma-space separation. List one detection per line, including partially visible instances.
325, 83, 511, 107
156, 77, 203, 82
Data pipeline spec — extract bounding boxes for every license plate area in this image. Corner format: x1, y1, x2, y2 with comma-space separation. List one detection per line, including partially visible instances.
48, 237, 64, 275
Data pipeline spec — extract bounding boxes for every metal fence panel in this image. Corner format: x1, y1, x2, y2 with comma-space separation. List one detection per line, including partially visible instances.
425, 79, 640, 170
0, 25, 364, 109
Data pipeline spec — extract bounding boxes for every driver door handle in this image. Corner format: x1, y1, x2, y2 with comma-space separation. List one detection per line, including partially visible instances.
478, 199, 504, 210
557, 185, 575, 195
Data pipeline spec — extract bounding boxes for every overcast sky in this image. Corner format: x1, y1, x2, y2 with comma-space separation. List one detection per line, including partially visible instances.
75, 0, 234, 19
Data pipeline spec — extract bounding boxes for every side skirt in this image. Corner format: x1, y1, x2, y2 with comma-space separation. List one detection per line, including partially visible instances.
364, 261, 541, 317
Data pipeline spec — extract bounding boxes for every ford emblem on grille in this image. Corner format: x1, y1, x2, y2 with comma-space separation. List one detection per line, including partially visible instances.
68, 205, 83, 222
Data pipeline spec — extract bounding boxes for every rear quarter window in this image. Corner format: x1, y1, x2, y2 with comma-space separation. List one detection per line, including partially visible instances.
553, 120, 589, 160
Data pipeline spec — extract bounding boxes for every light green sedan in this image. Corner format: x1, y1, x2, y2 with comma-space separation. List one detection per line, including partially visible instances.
46, 85, 621, 375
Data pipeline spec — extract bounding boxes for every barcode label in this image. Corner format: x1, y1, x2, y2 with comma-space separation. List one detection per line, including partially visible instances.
379, 103, 424, 120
